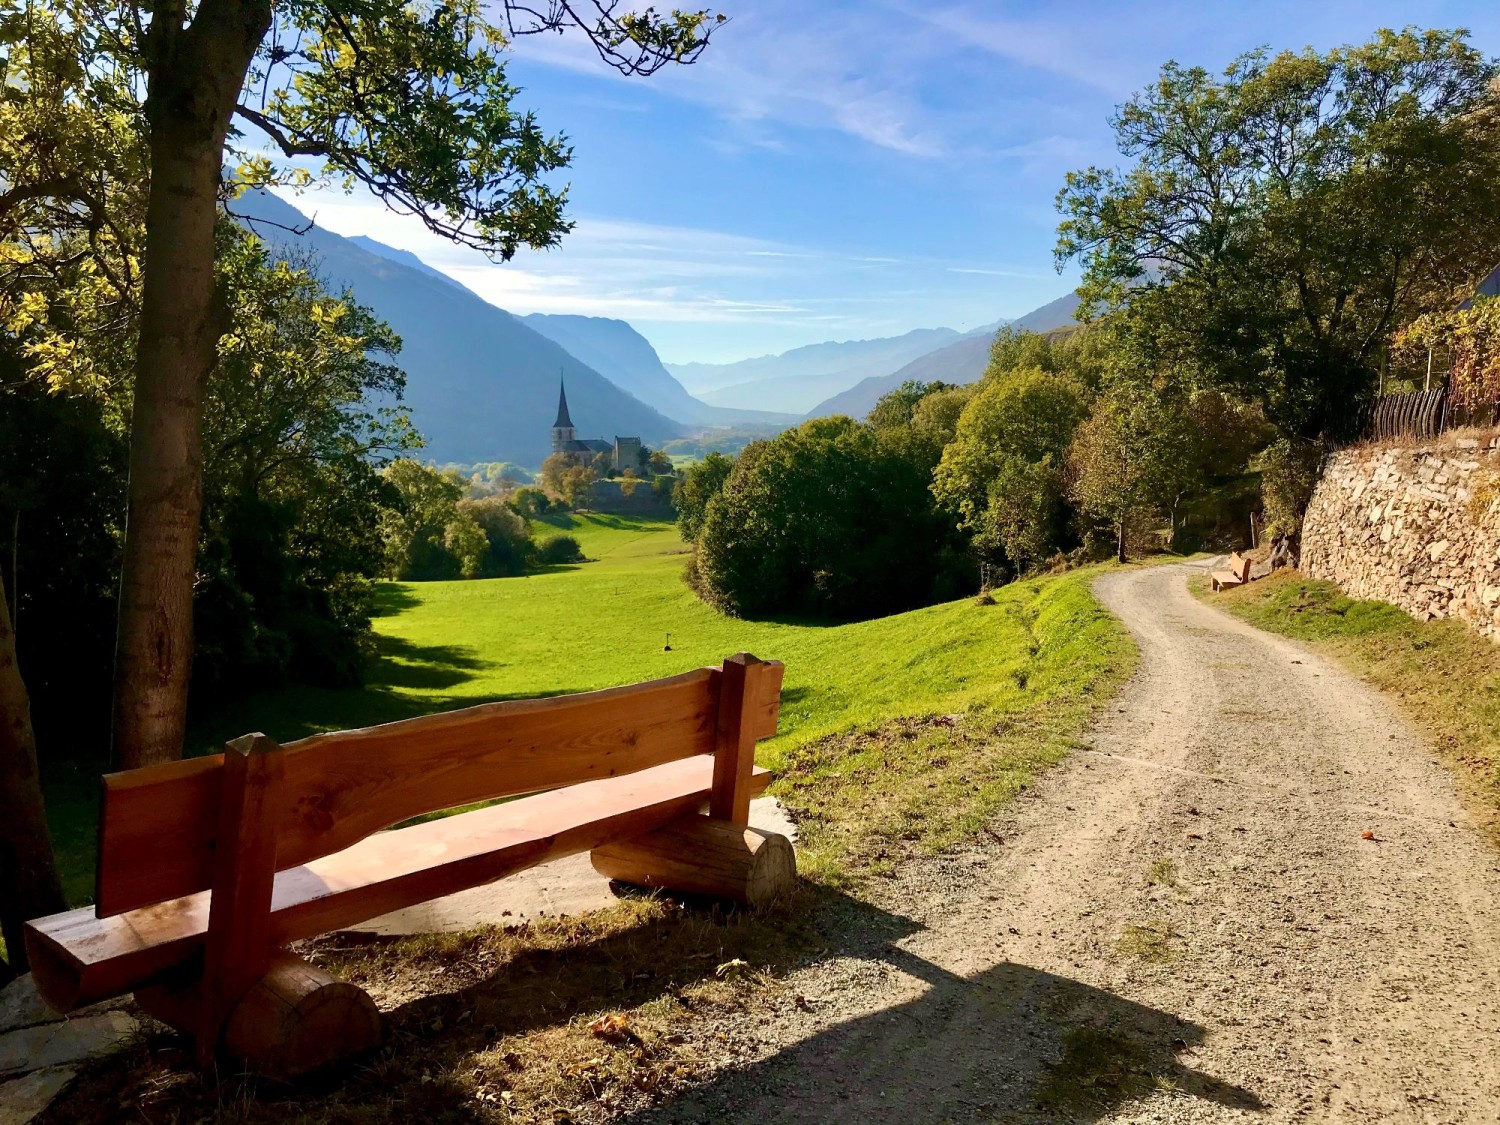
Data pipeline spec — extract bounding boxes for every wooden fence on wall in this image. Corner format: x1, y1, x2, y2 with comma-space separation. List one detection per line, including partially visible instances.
1360, 386, 1500, 442
1361, 388, 1448, 442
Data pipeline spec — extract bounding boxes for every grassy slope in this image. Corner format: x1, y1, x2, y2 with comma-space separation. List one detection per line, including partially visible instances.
44, 515, 1136, 904
210, 515, 1118, 767
1207, 572, 1500, 829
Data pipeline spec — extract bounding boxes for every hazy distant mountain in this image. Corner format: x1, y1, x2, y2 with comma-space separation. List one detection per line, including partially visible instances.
237, 192, 682, 465
808, 291, 1084, 420
346, 235, 468, 292
520, 313, 799, 428
667, 328, 964, 414
1010, 290, 1082, 333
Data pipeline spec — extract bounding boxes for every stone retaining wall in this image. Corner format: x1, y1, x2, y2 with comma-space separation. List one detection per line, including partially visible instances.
1301, 434, 1500, 637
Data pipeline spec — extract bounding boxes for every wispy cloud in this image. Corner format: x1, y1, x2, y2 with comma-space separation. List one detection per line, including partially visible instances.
517, 1, 950, 157
908, 4, 1152, 95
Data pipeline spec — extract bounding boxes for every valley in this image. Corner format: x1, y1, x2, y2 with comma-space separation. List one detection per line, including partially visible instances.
240, 191, 1082, 467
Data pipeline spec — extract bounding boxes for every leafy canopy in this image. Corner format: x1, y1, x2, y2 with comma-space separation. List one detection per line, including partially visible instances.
232, 0, 724, 257
1057, 27, 1500, 441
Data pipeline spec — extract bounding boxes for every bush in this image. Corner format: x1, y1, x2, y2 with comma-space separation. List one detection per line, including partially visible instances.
1258, 437, 1325, 540
537, 535, 585, 565
507, 485, 558, 520
692, 417, 972, 620
459, 496, 536, 576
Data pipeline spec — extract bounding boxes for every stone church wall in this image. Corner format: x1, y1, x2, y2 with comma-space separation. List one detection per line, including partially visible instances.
1301, 433, 1500, 638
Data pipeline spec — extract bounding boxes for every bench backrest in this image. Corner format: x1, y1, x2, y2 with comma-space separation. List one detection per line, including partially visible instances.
1228, 552, 1252, 581
94, 657, 783, 918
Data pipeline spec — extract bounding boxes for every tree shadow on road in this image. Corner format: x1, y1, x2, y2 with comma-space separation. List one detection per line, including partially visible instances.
622, 933, 1263, 1124
37, 882, 1262, 1124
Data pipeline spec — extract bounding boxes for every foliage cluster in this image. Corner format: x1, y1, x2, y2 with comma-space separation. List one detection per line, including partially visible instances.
2, 233, 419, 740
677, 326, 1262, 622
687, 415, 975, 620
378, 460, 600, 580
1395, 296, 1500, 408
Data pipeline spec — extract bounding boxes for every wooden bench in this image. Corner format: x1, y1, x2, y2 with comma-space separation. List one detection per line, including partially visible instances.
1210, 551, 1253, 591
24, 653, 792, 1078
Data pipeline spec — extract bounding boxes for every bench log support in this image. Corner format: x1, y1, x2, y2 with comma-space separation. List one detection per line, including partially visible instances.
592, 815, 795, 906
594, 654, 797, 904
140, 734, 384, 1075
197, 733, 283, 1065
137, 949, 381, 1081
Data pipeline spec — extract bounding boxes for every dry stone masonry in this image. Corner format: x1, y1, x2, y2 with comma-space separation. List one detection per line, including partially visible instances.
1302, 434, 1500, 637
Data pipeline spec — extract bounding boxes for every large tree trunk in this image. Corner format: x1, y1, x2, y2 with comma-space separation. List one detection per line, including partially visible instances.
1116, 519, 1127, 564
0, 566, 65, 978
112, 4, 270, 769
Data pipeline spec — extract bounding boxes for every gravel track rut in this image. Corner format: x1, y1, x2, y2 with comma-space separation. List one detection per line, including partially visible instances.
626, 561, 1500, 1124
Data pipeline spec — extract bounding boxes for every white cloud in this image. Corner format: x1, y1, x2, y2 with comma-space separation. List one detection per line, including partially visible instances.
514, 1, 950, 157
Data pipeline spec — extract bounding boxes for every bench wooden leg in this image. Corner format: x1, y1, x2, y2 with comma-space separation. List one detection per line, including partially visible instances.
137, 948, 381, 1079
591, 813, 797, 906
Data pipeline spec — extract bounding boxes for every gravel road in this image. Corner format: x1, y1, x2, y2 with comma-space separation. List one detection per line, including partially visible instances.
624, 560, 1500, 1123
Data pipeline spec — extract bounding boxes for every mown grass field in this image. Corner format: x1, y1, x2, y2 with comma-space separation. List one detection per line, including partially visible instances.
1207, 571, 1500, 831
43, 514, 1136, 902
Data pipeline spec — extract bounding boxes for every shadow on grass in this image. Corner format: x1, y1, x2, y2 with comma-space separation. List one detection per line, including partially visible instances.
42, 885, 1261, 1124
369, 581, 423, 617
367, 635, 490, 692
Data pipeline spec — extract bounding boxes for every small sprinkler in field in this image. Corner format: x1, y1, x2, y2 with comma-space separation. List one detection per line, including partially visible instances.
663, 632, 672, 652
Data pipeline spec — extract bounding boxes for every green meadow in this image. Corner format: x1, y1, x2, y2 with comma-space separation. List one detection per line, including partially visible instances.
43, 514, 1135, 902
194, 515, 1109, 762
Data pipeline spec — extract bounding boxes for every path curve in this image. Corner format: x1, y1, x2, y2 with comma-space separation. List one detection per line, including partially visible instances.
626, 561, 1500, 1123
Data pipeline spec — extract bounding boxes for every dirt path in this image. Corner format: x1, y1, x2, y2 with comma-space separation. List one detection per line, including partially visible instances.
624, 561, 1500, 1123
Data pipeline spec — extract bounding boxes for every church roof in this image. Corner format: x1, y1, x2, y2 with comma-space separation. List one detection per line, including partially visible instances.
1458, 262, 1500, 310
563, 438, 612, 454
553, 378, 574, 429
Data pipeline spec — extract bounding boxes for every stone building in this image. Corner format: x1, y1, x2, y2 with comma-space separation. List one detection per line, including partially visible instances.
550, 379, 642, 472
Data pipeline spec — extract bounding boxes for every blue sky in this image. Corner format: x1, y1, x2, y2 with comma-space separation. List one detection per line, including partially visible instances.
280, 1, 1500, 364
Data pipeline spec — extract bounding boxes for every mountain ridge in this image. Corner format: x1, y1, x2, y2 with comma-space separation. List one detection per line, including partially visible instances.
238, 192, 684, 466
807, 290, 1084, 419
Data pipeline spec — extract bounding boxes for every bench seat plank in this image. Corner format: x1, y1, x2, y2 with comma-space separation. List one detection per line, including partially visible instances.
27, 757, 771, 1012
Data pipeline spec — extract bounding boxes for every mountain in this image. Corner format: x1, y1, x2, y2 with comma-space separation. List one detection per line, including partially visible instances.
1011, 290, 1082, 333
237, 192, 683, 465
346, 235, 468, 292
666, 327, 964, 414
519, 313, 799, 428
807, 290, 1084, 420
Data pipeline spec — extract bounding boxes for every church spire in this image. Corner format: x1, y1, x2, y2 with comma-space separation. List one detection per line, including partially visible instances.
553, 374, 574, 429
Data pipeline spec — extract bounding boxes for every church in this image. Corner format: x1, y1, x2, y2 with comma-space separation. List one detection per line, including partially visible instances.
550, 378, 643, 472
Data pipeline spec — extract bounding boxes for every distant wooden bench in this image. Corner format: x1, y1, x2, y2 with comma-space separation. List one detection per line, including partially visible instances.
1211, 552, 1253, 592
25, 654, 792, 1078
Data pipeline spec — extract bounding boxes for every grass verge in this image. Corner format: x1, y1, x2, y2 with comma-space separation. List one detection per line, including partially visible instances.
769, 570, 1136, 884
1205, 570, 1500, 831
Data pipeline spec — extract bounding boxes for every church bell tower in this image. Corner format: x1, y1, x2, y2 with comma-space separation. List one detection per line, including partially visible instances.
551, 375, 575, 455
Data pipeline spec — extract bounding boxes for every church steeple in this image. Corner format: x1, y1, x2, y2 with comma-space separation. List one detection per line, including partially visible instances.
551, 374, 575, 454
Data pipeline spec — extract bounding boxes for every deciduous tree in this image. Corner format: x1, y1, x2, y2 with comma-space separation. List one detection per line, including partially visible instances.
1067, 380, 1197, 562
1057, 28, 1500, 447
931, 368, 1090, 572
5, 1, 723, 767
673, 451, 734, 541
